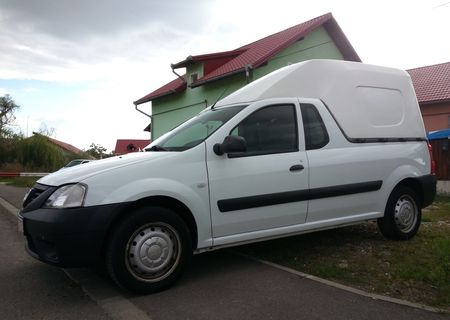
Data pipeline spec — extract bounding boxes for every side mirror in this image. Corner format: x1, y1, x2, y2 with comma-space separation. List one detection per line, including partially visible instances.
213, 135, 247, 155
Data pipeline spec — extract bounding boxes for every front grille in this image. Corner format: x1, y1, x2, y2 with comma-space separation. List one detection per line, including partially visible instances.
23, 183, 50, 208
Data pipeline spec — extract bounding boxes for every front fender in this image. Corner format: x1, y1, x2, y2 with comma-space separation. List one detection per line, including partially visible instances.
86, 177, 212, 249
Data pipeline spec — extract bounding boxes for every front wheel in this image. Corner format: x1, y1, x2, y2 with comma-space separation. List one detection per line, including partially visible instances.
105, 207, 192, 294
377, 186, 421, 240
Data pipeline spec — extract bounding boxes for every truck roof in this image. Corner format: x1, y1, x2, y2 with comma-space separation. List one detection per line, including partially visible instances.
216, 60, 426, 140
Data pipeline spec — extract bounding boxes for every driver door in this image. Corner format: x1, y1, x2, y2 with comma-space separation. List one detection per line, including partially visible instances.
205, 100, 309, 245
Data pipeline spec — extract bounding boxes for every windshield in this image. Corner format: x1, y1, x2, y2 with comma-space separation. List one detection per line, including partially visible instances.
147, 105, 245, 152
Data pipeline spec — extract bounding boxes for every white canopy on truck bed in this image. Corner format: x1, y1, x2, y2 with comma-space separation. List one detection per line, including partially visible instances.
216, 59, 426, 140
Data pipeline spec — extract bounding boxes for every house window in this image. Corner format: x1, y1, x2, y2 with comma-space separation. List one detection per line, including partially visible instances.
190, 73, 198, 84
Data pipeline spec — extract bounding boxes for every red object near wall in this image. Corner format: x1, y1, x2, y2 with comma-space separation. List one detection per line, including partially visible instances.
429, 139, 450, 180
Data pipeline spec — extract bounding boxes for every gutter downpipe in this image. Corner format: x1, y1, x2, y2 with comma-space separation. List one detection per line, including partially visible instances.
245, 64, 253, 84
170, 63, 187, 84
134, 102, 153, 138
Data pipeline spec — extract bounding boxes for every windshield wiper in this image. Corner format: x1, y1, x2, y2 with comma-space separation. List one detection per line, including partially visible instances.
145, 145, 167, 152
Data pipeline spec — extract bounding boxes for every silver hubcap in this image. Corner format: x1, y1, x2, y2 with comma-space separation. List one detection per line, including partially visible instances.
126, 223, 180, 282
394, 195, 418, 233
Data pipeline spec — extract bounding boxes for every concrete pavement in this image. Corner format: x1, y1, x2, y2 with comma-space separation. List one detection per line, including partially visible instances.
0, 201, 113, 320
0, 183, 448, 320
0, 183, 28, 208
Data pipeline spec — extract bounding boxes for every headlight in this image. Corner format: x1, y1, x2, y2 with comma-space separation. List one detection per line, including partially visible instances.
44, 184, 87, 208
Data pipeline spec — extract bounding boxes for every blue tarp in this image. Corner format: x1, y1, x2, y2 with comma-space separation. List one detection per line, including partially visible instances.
427, 129, 450, 141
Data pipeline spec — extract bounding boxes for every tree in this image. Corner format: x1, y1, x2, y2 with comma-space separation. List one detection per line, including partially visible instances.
38, 122, 56, 137
86, 143, 107, 159
0, 94, 20, 137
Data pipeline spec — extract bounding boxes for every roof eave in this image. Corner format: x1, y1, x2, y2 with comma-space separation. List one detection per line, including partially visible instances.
172, 50, 246, 69
171, 56, 194, 69
323, 18, 361, 62
419, 98, 450, 105
134, 82, 187, 105
134, 89, 177, 105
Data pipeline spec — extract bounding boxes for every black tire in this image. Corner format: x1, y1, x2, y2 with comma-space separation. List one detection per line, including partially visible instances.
377, 186, 421, 240
105, 206, 192, 294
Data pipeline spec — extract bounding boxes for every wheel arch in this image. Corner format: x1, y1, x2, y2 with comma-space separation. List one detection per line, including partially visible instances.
393, 175, 437, 209
383, 163, 435, 210
394, 178, 423, 207
101, 195, 199, 257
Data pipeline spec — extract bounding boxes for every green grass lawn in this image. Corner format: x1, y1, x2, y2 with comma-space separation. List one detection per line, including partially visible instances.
237, 197, 450, 311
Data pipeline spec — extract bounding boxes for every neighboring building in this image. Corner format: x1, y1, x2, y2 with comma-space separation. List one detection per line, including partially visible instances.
114, 139, 151, 155
408, 61, 450, 132
427, 129, 450, 182
134, 12, 361, 139
408, 62, 450, 188
34, 133, 89, 158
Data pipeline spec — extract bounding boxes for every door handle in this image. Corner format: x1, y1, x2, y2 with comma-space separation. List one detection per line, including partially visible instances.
289, 164, 304, 172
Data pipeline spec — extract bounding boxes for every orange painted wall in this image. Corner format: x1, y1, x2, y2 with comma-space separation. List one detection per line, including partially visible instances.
420, 102, 450, 132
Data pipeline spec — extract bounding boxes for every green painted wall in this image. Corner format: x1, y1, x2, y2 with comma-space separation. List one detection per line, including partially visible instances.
253, 27, 344, 79
151, 26, 344, 139
186, 63, 204, 85
152, 73, 247, 138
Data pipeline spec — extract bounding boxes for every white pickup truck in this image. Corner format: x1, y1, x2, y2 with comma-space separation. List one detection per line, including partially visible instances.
19, 60, 436, 293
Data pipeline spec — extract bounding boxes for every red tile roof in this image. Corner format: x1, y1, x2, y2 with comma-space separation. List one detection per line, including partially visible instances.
135, 13, 360, 105
114, 139, 151, 155
42, 135, 84, 155
407, 62, 450, 105
193, 13, 359, 87
171, 49, 246, 69
134, 77, 186, 105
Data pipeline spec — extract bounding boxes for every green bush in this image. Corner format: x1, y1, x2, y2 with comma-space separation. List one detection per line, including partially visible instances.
0, 134, 87, 172
18, 135, 67, 171
0, 135, 21, 165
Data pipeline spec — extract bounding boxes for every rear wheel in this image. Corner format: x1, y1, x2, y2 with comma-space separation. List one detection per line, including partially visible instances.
105, 206, 192, 293
377, 186, 421, 240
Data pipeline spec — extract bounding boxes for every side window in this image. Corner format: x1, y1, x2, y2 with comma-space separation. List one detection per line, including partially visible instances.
301, 103, 329, 150
230, 104, 298, 155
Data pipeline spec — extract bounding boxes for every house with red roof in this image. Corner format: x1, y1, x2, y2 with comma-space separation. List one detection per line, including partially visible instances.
114, 139, 151, 155
134, 13, 360, 139
407, 62, 450, 132
46, 136, 85, 155
31, 132, 93, 158
408, 61, 450, 182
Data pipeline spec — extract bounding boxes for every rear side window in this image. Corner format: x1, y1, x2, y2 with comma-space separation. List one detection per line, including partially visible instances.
301, 104, 329, 150
231, 104, 298, 156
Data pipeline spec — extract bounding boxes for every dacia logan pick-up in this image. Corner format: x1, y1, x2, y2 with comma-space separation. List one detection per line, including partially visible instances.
19, 60, 436, 293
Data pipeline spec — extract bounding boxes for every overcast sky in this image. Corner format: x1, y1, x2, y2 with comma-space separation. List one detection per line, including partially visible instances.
0, 0, 449, 152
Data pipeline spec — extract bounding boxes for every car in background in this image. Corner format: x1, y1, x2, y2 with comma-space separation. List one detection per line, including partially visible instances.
62, 159, 94, 168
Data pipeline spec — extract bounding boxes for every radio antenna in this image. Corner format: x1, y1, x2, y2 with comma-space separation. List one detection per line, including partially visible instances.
211, 86, 229, 110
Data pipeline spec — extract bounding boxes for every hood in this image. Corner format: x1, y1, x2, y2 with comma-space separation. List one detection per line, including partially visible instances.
38, 152, 171, 186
